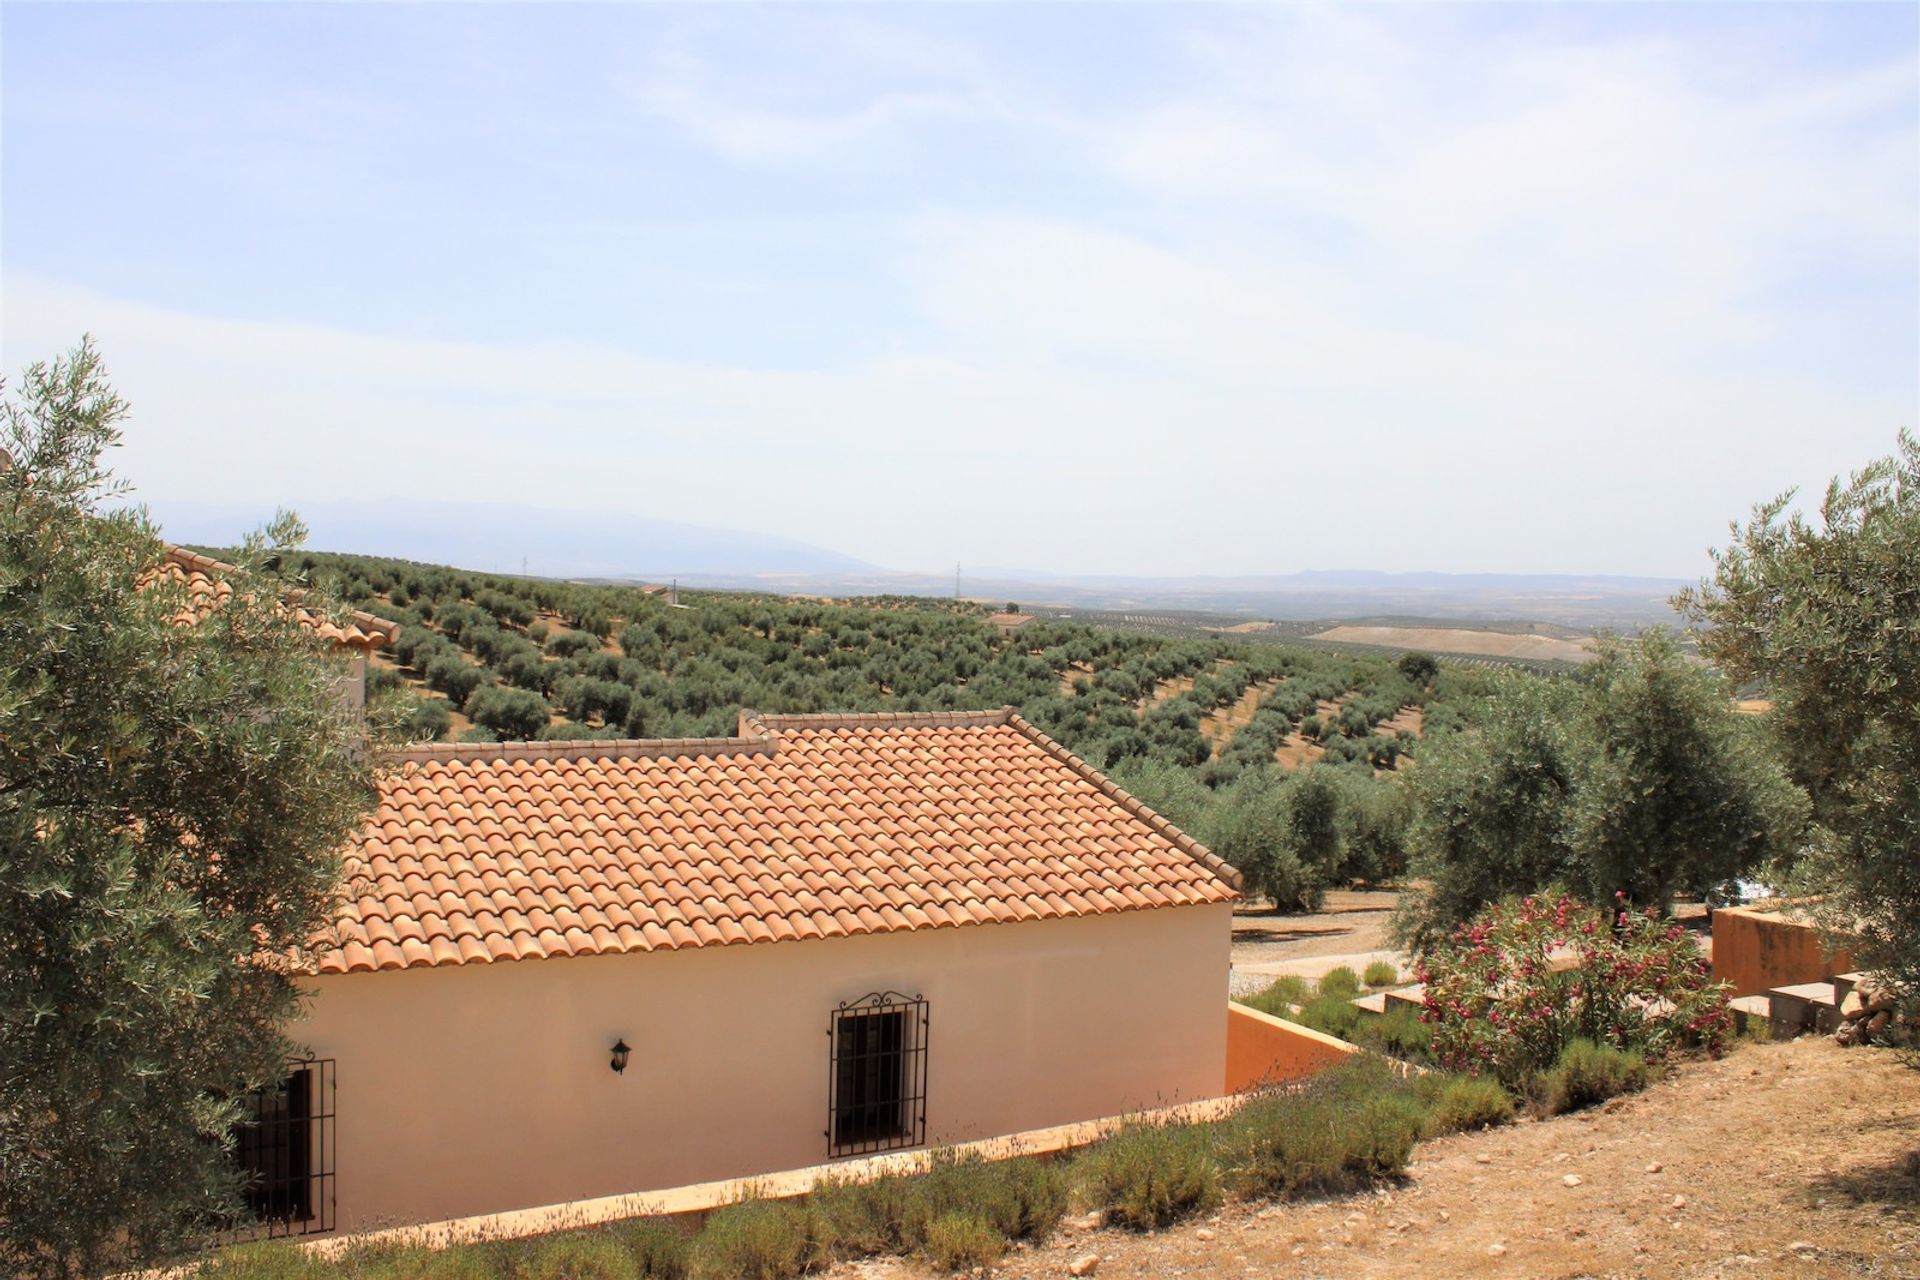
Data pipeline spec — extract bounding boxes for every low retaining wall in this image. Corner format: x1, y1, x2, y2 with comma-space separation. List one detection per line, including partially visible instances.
1224, 1001, 1358, 1093
1711, 905, 1855, 998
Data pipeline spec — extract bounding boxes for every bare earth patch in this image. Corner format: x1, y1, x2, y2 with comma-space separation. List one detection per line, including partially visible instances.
1231, 889, 1401, 968
838, 1038, 1920, 1279
1310, 625, 1596, 664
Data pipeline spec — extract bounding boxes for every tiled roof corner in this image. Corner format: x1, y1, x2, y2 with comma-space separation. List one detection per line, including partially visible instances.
157, 546, 401, 650
1002, 709, 1246, 894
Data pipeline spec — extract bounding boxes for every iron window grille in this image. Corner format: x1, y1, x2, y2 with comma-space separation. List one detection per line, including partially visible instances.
232, 1058, 335, 1238
827, 991, 928, 1156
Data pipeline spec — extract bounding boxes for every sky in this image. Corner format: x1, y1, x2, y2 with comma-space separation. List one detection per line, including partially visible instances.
3, 3, 1916, 580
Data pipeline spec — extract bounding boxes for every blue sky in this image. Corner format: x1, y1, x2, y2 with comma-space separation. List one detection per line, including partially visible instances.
4, 3, 1916, 578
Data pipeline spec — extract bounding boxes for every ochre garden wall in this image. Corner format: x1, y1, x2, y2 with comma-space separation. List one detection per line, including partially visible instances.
1223, 1002, 1358, 1093
296, 902, 1232, 1231
1711, 905, 1855, 998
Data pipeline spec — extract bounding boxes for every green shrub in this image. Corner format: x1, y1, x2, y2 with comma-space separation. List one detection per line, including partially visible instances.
547, 631, 600, 659
1241, 974, 1309, 1018
320, 1240, 496, 1280
1363, 961, 1399, 987
1420, 891, 1732, 1088
1351, 1005, 1433, 1062
1220, 1058, 1421, 1200
411, 1245, 502, 1280
1317, 967, 1361, 999
426, 652, 486, 703
688, 1200, 812, 1280
804, 1155, 1062, 1265
195, 1243, 321, 1280
920, 1212, 1004, 1270
400, 695, 453, 742
1297, 992, 1361, 1041
914, 1151, 1067, 1244
1532, 1038, 1648, 1115
610, 1221, 691, 1280
806, 1171, 923, 1258
515, 1233, 640, 1280
1413, 1074, 1514, 1137
465, 685, 552, 740
1077, 1121, 1220, 1229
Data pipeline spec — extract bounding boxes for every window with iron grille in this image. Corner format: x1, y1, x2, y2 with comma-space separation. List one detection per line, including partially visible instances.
233, 1058, 335, 1237
827, 992, 928, 1156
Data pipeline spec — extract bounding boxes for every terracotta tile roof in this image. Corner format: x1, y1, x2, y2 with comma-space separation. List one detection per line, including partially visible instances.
150, 547, 400, 650
318, 708, 1240, 975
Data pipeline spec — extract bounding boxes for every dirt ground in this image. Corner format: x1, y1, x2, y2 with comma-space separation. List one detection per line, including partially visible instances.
840, 1037, 1920, 1279
1232, 891, 1402, 969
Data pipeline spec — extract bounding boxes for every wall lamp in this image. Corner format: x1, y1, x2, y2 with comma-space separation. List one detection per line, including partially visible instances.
610, 1038, 632, 1075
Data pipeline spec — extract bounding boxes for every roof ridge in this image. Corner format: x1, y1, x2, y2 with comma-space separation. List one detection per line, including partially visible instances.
393, 709, 1025, 768
747, 707, 1016, 733
393, 734, 778, 766
1003, 709, 1246, 895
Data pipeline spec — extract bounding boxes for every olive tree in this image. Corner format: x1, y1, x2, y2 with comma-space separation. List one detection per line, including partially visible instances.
1396, 632, 1804, 947
1677, 431, 1920, 1001
0, 341, 383, 1276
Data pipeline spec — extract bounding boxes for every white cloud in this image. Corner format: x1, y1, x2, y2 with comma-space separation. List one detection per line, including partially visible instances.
4, 8, 1912, 579
620, 18, 1003, 166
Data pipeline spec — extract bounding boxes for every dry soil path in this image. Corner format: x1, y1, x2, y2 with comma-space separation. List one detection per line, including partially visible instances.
837, 1037, 1920, 1279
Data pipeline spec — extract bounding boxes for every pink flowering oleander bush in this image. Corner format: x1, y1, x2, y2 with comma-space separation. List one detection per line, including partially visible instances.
1419, 890, 1732, 1088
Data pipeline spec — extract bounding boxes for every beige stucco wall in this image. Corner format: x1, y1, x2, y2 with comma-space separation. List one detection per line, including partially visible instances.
296, 901, 1231, 1231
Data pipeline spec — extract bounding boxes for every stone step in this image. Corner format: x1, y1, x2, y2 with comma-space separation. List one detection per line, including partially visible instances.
1832, 972, 1867, 1007
1351, 991, 1389, 1016
1383, 983, 1426, 1014
1768, 981, 1840, 1037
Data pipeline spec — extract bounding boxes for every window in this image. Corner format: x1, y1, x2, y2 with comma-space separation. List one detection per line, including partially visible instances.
233, 1059, 335, 1236
828, 992, 928, 1156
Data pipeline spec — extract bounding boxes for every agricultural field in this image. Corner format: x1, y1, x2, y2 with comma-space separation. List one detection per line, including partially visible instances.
1307, 624, 1597, 665
1021, 605, 1596, 674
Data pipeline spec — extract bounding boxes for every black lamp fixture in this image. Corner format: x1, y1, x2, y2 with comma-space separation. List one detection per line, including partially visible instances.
610, 1038, 632, 1075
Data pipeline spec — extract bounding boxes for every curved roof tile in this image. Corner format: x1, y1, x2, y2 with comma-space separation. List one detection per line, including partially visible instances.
313, 708, 1239, 974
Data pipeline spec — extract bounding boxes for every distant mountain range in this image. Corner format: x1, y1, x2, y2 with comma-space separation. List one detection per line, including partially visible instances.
142, 498, 1689, 629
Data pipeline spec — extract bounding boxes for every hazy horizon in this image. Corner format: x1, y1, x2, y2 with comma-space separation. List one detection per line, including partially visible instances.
5, 4, 1916, 581
138, 493, 1699, 588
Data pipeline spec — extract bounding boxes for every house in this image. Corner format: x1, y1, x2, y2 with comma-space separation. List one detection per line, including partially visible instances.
274, 707, 1241, 1233
986, 610, 1034, 637
160, 551, 1251, 1236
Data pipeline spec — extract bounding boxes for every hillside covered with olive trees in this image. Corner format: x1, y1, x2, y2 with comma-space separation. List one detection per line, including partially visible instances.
259, 550, 1508, 909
